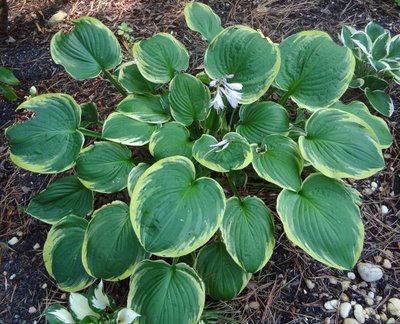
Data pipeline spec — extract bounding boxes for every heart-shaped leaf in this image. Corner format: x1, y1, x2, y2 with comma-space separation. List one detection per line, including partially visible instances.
277, 174, 364, 269
127, 163, 150, 197
51, 17, 121, 80
128, 260, 205, 324
117, 61, 159, 94
130, 156, 225, 257
365, 88, 394, 117
221, 196, 275, 273
5, 94, 84, 173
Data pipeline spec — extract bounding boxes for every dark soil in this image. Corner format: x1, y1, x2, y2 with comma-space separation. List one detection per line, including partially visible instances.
1, 0, 399, 323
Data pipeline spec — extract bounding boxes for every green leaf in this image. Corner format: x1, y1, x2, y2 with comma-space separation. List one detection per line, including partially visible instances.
51, 17, 121, 80
387, 34, 400, 60
0, 66, 20, 86
363, 75, 388, 91
102, 112, 159, 146
365, 88, 394, 117
365, 22, 385, 43
330, 101, 392, 148
5, 94, 84, 173
87, 281, 111, 313
184, 2, 223, 42
26, 176, 93, 224
169, 73, 211, 126
276, 31, 355, 109
371, 31, 390, 61
205, 26, 280, 104
130, 156, 225, 257
127, 163, 149, 197
44, 304, 76, 324
252, 135, 303, 191
195, 242, 251, 300
340, 25, 357, 49
117, 61, 159, 94
299, 109, 384, 179
76, 142, 134, 193
69, 293, 100, 320
80, 102, 100, 128
351, 31, 372, 55
127, 260, 205, 324
44, 215, 95, 292
149, 122, 193, 160
0, 83, 18, 101
133, 33, 189, 83
192, 132, 253, 172
82, 201, 149, 280
236, 101, 289, 143
221, 196, 275, 273
117, 94, 170, 124
277, 173, 364, 269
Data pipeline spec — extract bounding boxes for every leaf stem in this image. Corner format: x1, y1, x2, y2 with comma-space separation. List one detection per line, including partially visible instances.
226, 172, 242, 202
78, 128, 103, 139
102, 69, 128, 97
279, 90, 292, 107
228, 108, 237, 131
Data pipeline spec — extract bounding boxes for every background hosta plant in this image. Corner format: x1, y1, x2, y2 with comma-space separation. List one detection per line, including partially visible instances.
4, 2, 394, 323
0, 65, 19, 101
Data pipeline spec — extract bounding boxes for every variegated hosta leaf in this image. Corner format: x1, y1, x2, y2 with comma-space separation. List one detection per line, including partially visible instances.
149, 122, 193, 160
43, 215, 95, 292
116, 308, 141, 324
76, 142, 134, 193
277, 173, 364, 269
351, 31, 372, 55
130, 156, 225, 257
169, 73, 210, 126
205, 26, 280, 104
82, 201, 149, 280
69, 293, 100, 320
117, 94, 170, 124
371, 31, 390, 61
117, 61, 159, 94
299, 109, 384, 179
387, 34, 400, 60
365, 22, 385, 43
252, 135, 303, 192
80, 102, 100, 128
44, 305, 76, 324
102, 112, 159, 146
221, 196, 275, 273
192, 132, 253, 173
340, 25, 357, 49
184, 2, 223, 41
127, 260, 205, 324
330, 101, 392, 148
236, 101, 289, 144
133, 33, 189, 83
127, 163, 150, 197
195, 242, 251, 300
51, 17, 121, 80
5, 94, 84, 173
363, 75, 388, 91
275, 31, 355, 109
26, 176, 93, 224
365, 88, 394, 117
87, 281, 110, 313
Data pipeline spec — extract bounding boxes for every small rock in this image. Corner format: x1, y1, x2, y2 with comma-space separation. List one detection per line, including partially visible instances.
376, 296, 383, 302
329, 277, 338, 285
61, 293, 66, 299
340, 302, 352, 318
374, 255, 383, 263
249, 301, 260, 310
354, 304, 365, 323
357, 263, 383, 282
387, 298, 400, 317
368, 292, 374, 299
28, 306, 37, 314
383, 250, 394, 258
343, 319, 359, 324
8, 237, 19, 246
47, 10, 68, 27
375, 314, 380, 320
33, 243, 40, 250
351, 301, 357, 306
381, 205, 389, 214
41, 283, 47, 289
324, 299, 339, 311
364, 307, 375, 315
9, 274, 16, 280
347, 272, 356, 280
305, 278, 315, 290
384, 153, 392, 159
341, 293, 350, 302
382, 259, 392, 269
359, 281, 368, 288
380, 312, 387, 321
342, 281, 351, 290
387, 318, 396, 324
21, 186, 31, 193
6, 36, 16, 44
365, 297, 374, 306
371, 181, 378, 188
16, 231, 23, 237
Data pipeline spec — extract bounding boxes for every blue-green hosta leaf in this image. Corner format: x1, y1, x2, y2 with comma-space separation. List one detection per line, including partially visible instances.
192, 132, 253, 173
51, 17, 121, 80
117, 61, 159, 94
169, 73, 210, 126
76, 142, 134, 193
44, 305, 76, 324
349, 78, 364, 89
363, 75, 388, 91
5, 94, 84, 173
80, 102, 100, 128
130, 156, 225, 257
275, 31, 355, 110
0, 66, 20, 86
82, 201, 149, 281
87, 281, 110, 313
116, 309, 141, 324
127, 260, 205, 324
331, 101, 392, 148
387, 35, 400, 60
277, 173, 364, 269
221, 196, 275, 273
365, 22, 385, 43
365, 88, 394, 117
236, 101, 289, 144
184, 2, 223, 42
102, 112, 159, 146
195, 242, 251, 300
371, 32, 390, 61
340, 25, 357, 49
133, 33, 189, 84
149, 122, 193, 160
205, 26, 280, 104
69, 293, 100, 320
26, 176, 93, 224
44, 216, 95, 292
252, 135, 303, 191
117, 94, 170, 124
127, 163, 150, 197
299, 109, 384, 179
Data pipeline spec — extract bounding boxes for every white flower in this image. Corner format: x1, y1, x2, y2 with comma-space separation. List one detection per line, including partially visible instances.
209, 139, 230, 152
210, 88, 225, 112
209, 74, 243, 111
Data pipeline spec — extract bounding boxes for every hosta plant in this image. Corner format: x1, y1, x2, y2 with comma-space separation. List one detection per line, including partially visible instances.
5, 2, 394, 323
340, 22, 400, 117
0, 65, 19, 101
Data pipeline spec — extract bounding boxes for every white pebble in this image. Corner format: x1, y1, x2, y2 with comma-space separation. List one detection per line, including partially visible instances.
8, 237, 19, 246
376, 296, 383, 302
382, 259, 392, 269
339, 302, 352, 318
347, 272, 356, 280
354, 304, 365, 323
342, 280, 351, 290
387, 318, 396, 324
388, 298, 400, 317
33, 243, 40, 250
9, 274, 16, 280
343, 319, 359, 324
28, 306, 37, 314
371, 181, 378, 188
365, 296, 374, 306
384, 153, 391, 159
41, 283, 47, 289
368, 292, 375, 299
329, 277, 338, 285
381, 205, 389, 214
351, 301, 357, 306
324, 299, 339, 311
16, 231, 23, 237
249, 301, 260, 309
305, 278, 315, 290
357, 263, 383, 282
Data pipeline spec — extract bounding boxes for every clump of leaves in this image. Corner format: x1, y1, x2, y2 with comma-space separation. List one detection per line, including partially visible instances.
117, 22, 134, 44
0, 65, 19, 101
5, 3, 394, 324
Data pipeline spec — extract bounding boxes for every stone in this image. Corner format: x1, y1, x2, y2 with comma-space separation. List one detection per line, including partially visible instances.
47, 11, 68, 27
342, 281, 351, 290
343, 319, 359, 324
33, 243, 40, 250
341, 294, 350, 302
28, 307, 37, 314
382, 259, 392, 269
339, 302, 352, 318
8, 237, 19, 245
324, 299, 339, 311
365, 297, 374, 306
387, 318, 396, 324
381, 205, 389, 214
329, 277, 338, 285
357, 263, 383, 282
347, 272, 356, 280
305, 278, 315, 290
387, 298, 400, 317
379, 312, 387, 321
249, 301, 260, 310
368, 292, 374, 299
374, 255, 383, 263
354, 304, 365, 323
